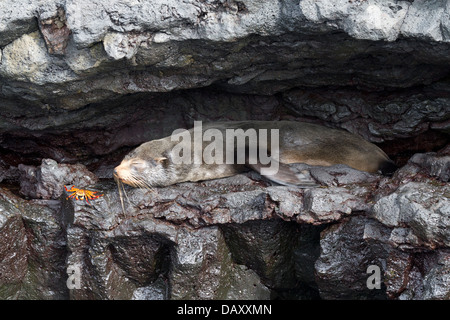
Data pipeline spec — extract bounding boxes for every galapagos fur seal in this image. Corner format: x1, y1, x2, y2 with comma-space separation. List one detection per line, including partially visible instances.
114, 121, 396, 188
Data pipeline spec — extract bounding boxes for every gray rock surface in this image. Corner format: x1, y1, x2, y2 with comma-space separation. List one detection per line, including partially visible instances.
18, 158, 98, 199
408, 152, 450, 182
0, 0, 448, 157
0, 189, 66, 299
0, 0, 449, 300
372, 180, 450, 248
315, 217, 389, 299
2, 151, 448, 300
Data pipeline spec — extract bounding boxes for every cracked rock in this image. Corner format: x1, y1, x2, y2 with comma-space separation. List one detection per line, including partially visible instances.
18, 158, 98, 200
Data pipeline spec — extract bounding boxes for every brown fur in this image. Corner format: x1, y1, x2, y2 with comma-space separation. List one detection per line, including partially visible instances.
114, 121, 395, 187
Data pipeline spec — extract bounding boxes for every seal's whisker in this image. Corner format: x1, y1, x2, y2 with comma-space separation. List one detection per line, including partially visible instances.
141, 180, 155, 193
132, 174, 155, 193
114, 175, 127, 215
121, 178, 133, 207
130, 173, 147, 189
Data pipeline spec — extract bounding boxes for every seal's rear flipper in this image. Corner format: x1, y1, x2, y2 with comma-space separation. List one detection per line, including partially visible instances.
247, 159, 319, 188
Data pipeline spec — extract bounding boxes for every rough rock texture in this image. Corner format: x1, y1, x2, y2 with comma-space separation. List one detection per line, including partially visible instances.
1, 153, 449, 300
18, 158, 98, 199
0, 189, 66, 299
0, 0, 449, 166
0, 0, 449, 300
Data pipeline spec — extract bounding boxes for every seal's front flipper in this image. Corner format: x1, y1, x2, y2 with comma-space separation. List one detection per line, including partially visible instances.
247, 159, 319, 188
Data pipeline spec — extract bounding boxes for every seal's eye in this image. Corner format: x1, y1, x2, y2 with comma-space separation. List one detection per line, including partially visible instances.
130, 160, 146, 171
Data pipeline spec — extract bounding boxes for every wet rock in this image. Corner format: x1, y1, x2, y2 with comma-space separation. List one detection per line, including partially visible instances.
218, 264, 271, 300
18, 158, 98, 200
61, 166, 383, 299
18, 199, 67, 299
0, 0, 448, 302
66, 226, 139, 300
58, 165, 389, 300
372, 181, 450, 248
170, 226, 271, 300
1, 151, 450, 300
408, 152, 450, 182
0, 188, 67, 299
220, 220, 299, 290
291, 224, 324, 297
0, 159, 20, 184
384, 250, 450, 300
0, 203, 28, 299
221, 220, 323, 299
64, 190, 272, 300
170, 226, 230, 300
384, 250, 414, 299
315, 217, 389, 299
422, 250, 450, 300
131, 277, 168, 300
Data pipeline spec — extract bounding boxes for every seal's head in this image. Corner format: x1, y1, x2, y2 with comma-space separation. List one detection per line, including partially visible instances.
113, 140, 178, 188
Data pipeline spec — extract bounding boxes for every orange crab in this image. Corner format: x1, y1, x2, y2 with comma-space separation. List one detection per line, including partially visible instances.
64, 185, 103, 205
